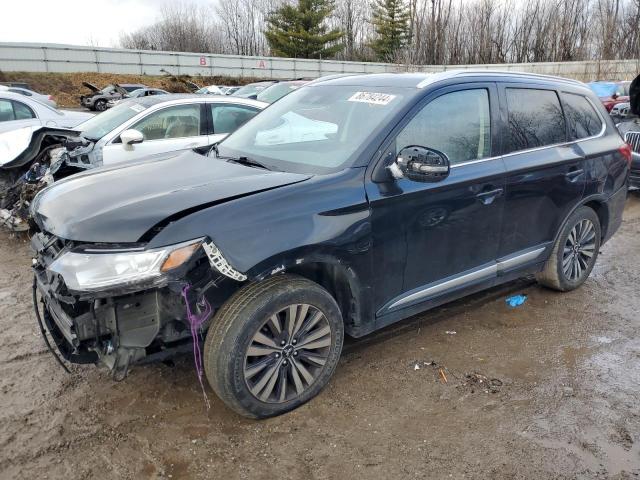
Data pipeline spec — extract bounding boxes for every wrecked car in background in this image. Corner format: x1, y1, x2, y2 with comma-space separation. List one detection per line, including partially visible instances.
0, 126, 79, 230
80, 82, 146, 111
0, 94, 265, 230
31, 71, 629, 419
106, 88, 169, 108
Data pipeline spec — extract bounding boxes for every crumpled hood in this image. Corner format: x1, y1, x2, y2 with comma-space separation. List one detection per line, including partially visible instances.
33, 150, 310, 243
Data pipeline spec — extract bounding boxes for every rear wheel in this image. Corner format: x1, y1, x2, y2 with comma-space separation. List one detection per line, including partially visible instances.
536, 206, 601, 291
204, 274, 344, 419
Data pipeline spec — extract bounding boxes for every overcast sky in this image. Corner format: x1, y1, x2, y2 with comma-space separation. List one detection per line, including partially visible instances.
0, 0, 189, 47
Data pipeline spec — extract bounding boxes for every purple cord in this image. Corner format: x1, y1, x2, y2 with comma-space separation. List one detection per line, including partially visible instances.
182, 284, 212, 410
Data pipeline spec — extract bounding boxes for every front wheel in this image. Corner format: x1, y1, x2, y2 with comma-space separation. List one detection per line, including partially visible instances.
204, 275, 344, 419
536, 206, 601, 291
94, 99, 107, 111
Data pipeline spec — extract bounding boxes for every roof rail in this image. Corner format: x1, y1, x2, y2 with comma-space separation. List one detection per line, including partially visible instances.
416, 69, 585, 88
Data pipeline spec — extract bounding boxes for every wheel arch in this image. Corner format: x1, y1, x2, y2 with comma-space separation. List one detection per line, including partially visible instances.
251, 257, 366, 337
553, 194, 609, 246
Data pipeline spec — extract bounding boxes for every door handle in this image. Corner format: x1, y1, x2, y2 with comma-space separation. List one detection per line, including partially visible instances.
565, 168, 584, 182
476, 188, 504, 205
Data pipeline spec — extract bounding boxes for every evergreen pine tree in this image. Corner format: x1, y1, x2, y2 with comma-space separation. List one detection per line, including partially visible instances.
370, 0, 411, 61
265, 0, 344, 59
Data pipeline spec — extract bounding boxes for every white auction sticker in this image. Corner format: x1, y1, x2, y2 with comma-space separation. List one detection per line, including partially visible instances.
348, 91, 396, 105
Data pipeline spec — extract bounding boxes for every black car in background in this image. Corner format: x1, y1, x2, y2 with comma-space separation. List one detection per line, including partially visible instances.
31, 71, 630, 418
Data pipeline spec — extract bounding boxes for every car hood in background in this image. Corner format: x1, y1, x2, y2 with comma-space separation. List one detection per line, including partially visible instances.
0, 126, 79, 169
33, 150, 310, 243
57, 110, 95, 128
82, 82, 100, 93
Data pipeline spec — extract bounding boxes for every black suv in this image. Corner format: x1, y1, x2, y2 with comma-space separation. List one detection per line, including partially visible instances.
31, 71, 630, 418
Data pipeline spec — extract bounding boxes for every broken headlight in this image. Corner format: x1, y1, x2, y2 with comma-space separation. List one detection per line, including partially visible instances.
48, 239, 202, 292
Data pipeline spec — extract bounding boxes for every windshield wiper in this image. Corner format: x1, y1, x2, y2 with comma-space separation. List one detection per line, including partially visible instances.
226, 156, 271, 170
210, 144, 273, 171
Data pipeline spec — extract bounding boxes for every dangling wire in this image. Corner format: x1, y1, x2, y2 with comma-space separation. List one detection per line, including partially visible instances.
181, 283, 212, 410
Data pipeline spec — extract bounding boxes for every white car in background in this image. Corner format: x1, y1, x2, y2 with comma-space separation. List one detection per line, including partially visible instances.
0, 85, 57, 108
195, 85, 227, 95
63, 94, 267, 168
0, 91, 93, 129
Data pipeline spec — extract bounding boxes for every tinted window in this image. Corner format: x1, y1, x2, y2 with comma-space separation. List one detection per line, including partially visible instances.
396, 89, 491, 165
13, 101, 35, 120
0, 99, 15, 121
562, 93, 603, 140
210, 104, 259, 134
132, 104, 201, 140
505, 88, 565, 152
9, 88, 31, 96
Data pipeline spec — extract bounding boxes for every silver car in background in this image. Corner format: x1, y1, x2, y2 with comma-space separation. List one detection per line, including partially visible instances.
0, 85, 57, 108
0, 91, 93, 129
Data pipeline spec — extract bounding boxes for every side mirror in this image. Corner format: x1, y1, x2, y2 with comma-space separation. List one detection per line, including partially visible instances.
389, 146, 450, 182
120, 129, 144, 149
248, 94, 258, 100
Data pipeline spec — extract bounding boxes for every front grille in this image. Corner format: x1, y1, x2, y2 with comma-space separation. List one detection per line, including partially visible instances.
625, 132, 640, 153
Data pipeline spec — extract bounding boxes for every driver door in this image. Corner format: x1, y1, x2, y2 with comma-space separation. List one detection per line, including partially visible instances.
365, 84, 506, 319
102, 103, 208, 165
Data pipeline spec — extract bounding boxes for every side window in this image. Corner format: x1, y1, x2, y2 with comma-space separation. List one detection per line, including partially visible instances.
211, 104, 259, 134
396, 89, 491, 165
13, 101, 35, 120
505, 88, 566, 152
131, 104, 201, 140
561, 93, 603, 140
0, 100, 15, 122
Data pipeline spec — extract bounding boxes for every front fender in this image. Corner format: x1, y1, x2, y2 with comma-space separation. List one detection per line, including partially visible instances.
147, 168, 372, 281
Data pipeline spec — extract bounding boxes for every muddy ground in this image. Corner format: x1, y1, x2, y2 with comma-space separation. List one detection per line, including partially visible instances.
1, 196, 639, 480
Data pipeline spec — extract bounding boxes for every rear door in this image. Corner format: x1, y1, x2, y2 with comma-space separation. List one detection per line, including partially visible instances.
497, 85, 586, 264
102, 103, 208, 165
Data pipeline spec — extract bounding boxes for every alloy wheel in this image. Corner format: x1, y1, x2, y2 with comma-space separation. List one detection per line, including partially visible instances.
562, 219, 596, 281
244, 304, 333, 403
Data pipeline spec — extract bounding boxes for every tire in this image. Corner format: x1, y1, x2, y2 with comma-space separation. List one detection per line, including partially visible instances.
536, 206, 601, 291
94, 100, 107, 112
204, 274, 344, 419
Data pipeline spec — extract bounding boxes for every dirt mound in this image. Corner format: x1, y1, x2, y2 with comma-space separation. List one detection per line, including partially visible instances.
0, 71, 259, 108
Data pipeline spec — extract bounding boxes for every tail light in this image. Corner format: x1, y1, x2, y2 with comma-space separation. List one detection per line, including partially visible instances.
618, 143, 632, 167
48, 95, 52, 100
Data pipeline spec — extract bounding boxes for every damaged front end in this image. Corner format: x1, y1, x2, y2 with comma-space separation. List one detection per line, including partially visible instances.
0, 128, 96, 231
31, 231, 245, 378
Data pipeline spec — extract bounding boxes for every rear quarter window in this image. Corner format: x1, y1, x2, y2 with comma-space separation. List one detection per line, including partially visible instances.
505, 88, 566, 153
561, 93, 603, 140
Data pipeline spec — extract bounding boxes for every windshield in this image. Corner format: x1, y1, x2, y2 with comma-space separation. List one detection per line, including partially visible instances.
218, 85, 410, 174
257, 83, 303, 103
76, 102, 147, 141
234, 83, 272, 98
100, 84, 117, 95
127, 89, 145, 98
588, 82, 619, 97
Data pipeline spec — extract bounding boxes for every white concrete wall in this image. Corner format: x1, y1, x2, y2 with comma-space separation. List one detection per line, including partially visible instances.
1, 42, 638, 81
